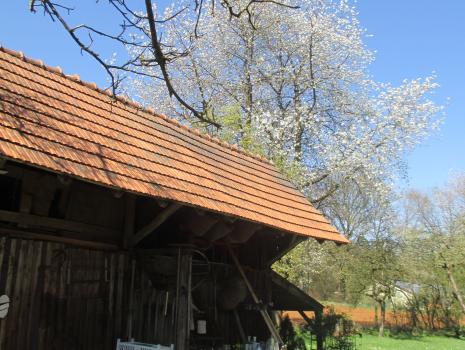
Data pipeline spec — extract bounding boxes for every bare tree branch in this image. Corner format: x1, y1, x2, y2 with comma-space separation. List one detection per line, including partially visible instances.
31, 0, 223, 127
143, 0, 220, 127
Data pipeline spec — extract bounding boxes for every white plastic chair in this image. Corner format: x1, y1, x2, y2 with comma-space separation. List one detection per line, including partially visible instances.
116, 339, 174, 350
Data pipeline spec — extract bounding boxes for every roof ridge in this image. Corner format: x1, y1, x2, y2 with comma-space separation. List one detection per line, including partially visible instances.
0, 45, 273, 166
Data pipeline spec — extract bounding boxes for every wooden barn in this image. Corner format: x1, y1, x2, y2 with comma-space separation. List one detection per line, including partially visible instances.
0, 46, 348, 350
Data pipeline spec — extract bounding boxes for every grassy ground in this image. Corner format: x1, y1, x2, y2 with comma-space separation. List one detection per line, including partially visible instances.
358, 333, 465, 350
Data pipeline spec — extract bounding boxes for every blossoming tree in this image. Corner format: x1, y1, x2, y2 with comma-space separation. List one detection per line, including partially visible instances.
32, 0, 442, 204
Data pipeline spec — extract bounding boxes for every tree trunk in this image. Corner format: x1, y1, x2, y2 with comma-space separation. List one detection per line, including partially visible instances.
378, 300, 385, 337
293, 82, 304, 163
445, 264, 465, 314
374, 303, 379, 328
242, 33, 254, 141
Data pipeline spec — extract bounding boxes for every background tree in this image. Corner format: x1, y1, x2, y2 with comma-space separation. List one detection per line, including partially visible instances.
275, 179, 404, 338
345, 237, 403, 337
338, 188, 403, 337
397, 176, 465, 333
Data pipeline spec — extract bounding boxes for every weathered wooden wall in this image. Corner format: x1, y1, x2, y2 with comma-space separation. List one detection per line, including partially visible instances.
0, 237, 174, 350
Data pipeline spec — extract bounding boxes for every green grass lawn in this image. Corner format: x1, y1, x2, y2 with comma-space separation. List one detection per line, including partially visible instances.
359, 333, 465, 350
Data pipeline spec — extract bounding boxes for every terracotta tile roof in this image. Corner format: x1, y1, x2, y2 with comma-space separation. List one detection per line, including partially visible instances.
0, 47, 348, 244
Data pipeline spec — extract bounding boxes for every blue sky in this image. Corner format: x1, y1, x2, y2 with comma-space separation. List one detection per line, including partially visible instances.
1, 1, 464, 190
356, 1, 465, 189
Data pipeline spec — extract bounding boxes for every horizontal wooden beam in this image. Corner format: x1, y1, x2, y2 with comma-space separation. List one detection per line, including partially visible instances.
0, 209, 120, 238
131, 202, 182, 246
0, 227, 118, 250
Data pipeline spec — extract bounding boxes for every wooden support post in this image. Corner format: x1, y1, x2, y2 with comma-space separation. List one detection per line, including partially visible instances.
131, 203, 182, 247
123, 194, 136, 248
315, 309, 324, 350
174, 248, 192, 350
227, 245, 283, 346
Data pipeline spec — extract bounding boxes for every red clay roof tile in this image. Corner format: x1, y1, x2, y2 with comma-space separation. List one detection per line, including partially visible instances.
0, 47, 348, 244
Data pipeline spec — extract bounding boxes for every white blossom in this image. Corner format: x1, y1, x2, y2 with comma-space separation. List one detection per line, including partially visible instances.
126, 0, 443, 204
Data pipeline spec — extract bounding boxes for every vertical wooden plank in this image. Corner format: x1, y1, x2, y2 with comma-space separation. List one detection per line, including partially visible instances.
81, 249, 91, 349
105, 252, 116, 349
126, 257, 136, 340
29, 241, 45, 350
38, 241, 53, 350
7, 239, 28, 350
170, 289, 176, 343
45, 242, 61, 348
142, 275, 149, 341
160, 292, 167, 343
86, 250, 94, 350
56, 245, 68, 348
0, 237, 4, 349
0, 237, 6, 281
83, 249, 91, 349
49, 244, 59, 347
75, 248, 82, 347
0, 239, 13, 349
137, 273, 145, 341
17, 239, 36, 350
114, 253, 125, 341
174, 248, 192, 350
38, 242, 48, 350
153, 291, 160, 342
132, 270, 139, 341
94, 250, 105, 350
62, 247, 72, 349
25, 240, 44, 350
146, 289, 156, 342
90, 249, 100, 350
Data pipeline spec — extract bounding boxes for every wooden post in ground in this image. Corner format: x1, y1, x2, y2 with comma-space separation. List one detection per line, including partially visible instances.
298, 310, 324, 350
174, 248, 192, 350
315, 309, 324, 350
